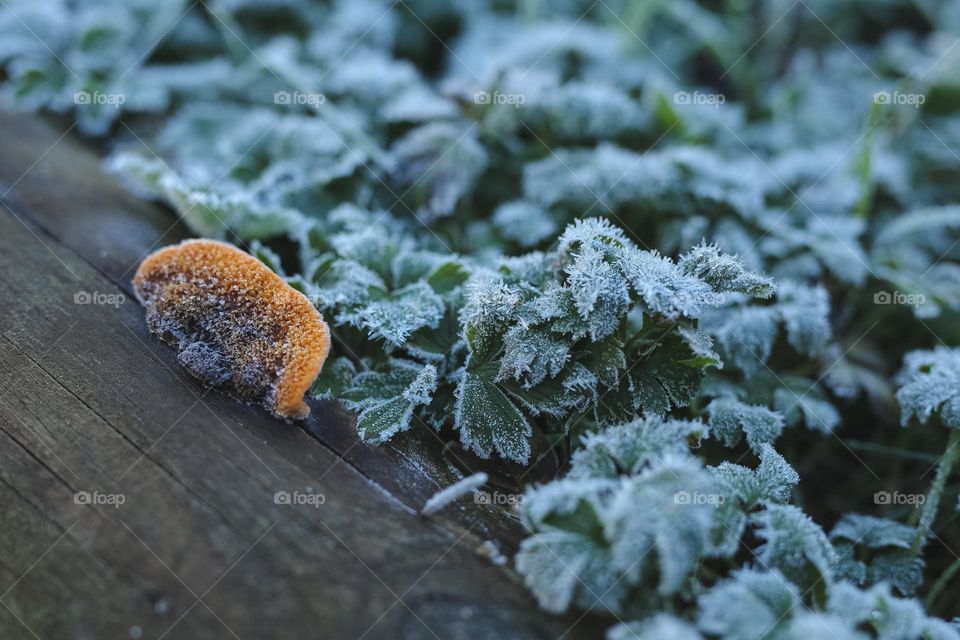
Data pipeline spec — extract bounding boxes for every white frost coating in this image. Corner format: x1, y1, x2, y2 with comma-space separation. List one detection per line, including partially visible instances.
420, 472, 488, 516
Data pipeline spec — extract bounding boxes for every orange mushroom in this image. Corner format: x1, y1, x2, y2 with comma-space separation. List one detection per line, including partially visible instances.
133, 239, 330, 419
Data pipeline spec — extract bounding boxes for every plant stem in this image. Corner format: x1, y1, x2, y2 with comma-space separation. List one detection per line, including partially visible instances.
911, 429, 960, 557
925, 555, 960, 611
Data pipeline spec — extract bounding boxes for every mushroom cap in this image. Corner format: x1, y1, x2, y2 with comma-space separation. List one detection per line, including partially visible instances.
133, 239, 331, 419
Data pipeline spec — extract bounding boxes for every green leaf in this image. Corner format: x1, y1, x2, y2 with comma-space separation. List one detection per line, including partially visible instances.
426, 260, 470, 294
707, 397, 785, 450
896, 347, 960, 429
308, 357, 357, 399
712, 444, 799, 507
632, 332, 713, 416
752, 505, 836, 605
341, 361, 437, 444
698, 569, 801, 640
454, 368, 533, 463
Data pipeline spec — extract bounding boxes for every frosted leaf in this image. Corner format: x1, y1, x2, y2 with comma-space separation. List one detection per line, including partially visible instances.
388, 122, 489, 221
557, 217, 632, 253
516, 529, 620, 614
522, 456, 724, 610
521, 82, 649, 144
523, 145, 768, 220
780, 612, 867, 640
497, 326, 570, 387
316, 259, 387, 308
308, 0, 397, 55
863, 554, 925, 598
563, 244, 631, 341
763, 214, 869, 286
679, 242, 775, 298
826, 582, 947, 640
712, 444, 799, 507
872, 206, 960, 318
497, 251, 553, 286
830, 514, 915, 550
0, 0, 186, 133
708, 493, 749, 557
308, 357, 357, 400
530, 285, 593, 341
154, 104, 362, 196
426, 260, 470, 295
325, 50, 419, 107
698, 569, 801, 640
773, 381, 841, 434
454, 369, 532, 463
608, 615, 703, 640
583, 336, 628, 389
460, 276, 525, 360
0, 0, 68, 62
707, 397, 785, 450
568, 416, 708, 480
752, 505, 836, 602
329, 225, 409, 275
341, 361, 438, 444
633, 333, 716, 416
492, 201, 558, 248
618, 249, 716, 319
448, 17, 624, 85
895, 347, 960, 429
819, 342, 892, 403
701, 282, 831, 375
677, 327, 723, 370
603, 456, 720, 595
389, 250, 441, 288
830, 514, 922, 596
108, 152, 303, 240
379, 86, 459, 124
353, 282, 445, 347
776, 282, 831, 358
520, 477, 615, 532
702, 306, 779, 376
499, 366, 587, 420
517, 478, 625, 613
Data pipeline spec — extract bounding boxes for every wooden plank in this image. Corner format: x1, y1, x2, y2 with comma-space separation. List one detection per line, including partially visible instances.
0, 114, 600, 639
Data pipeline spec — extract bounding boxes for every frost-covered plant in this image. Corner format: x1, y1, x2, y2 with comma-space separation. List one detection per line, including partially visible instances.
896, 348, 960, 558
304, 215, 772, 463
5, 0, 960, 635
515, 420, 804, 613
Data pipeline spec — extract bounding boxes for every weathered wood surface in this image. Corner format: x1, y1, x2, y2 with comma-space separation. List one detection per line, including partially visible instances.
0, 111, 601, 640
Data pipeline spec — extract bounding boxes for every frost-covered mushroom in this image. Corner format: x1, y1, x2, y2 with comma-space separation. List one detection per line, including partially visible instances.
133, 239, 331, 419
